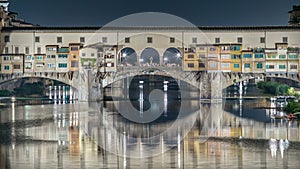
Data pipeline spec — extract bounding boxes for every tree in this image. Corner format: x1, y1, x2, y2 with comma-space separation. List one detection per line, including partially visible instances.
287, 87, 296, 96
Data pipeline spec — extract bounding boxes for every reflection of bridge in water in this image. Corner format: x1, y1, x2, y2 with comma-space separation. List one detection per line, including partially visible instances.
2, 101, 300, 168
82, 101, 300, 158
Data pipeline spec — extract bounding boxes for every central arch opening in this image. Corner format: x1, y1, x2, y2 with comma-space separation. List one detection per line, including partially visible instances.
140, 48, 160, 66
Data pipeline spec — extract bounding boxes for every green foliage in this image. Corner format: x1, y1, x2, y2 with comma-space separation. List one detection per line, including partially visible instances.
284, 101, 300, 114
287, 87, 296, 96
13, 82, 44, 96
257, 81, 290, 95
0, 90, 11, 97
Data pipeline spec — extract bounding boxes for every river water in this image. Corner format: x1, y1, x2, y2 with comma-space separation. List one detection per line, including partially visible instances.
1, 79, 300, 169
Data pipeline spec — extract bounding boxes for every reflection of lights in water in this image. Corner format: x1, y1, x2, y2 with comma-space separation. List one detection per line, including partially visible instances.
12, 102, 15, 122
164, 92, 168, 117
163, 81, 168, 92
139, 100, 143, 118
123, 132, 127, 168
239, 99, 243, 117
178, 133, 181, 168
139, 81, 144, 101
11, 102, 15, 150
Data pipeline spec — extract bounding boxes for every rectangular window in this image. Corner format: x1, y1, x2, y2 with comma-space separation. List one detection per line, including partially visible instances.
37, 47, 41, 54
25, 63, 32, 69
257, 62, 263, 69
267, 54, 276, 59
105, 62, 114, 67
147, 37, 153, 43
48, 63, 56, 68
35, 36, 40, 42
233, 64, 240, 68
15, 47, 19, 54
47, 47, 57, 51
80, 37, 85, 43
260, 37, 265, 43
81, 53, 86, 57
266, 65, 274, 69
13, 64, 20, 69
91, 53, 95, 57
283, 37, 288, 43
231, 54, 241, 59
25, 47, 29, 54
58, 54, 68, 58
13, 56, 20, 61
288, 54, 298, 59
244, 63, 250, 68
221, 46, 229, 51
221, 63, 230, 68
58, 63, 68, 68
47, 55, 55, 59
243, 54, 252, 58
187, 54, 194, 59
208, 54, 216, 58
170, 37, 175, 43
254, 53, 264, 58
125, 37, 130, 43
187, 63, 194, 68
210, 47, 216, 51
199, 47, 205, 51
237, 37, 243, 43
37, 55, 43, 60
57, 37, 62, 43
230, 46, 241, 51
290, 65, 297, 69
4, 47, 8, 54
3, 56, 10, 61
279, 65, 286, 69
199, 54, 205, 58
102, 37, 107, 43
192, 37, 197, 44
71, 47, 78, 51
36, 63, 44, 68
279, 55, 286, 59
215, 37, 220, 44
199, 62, 205, 68
209, 62, 216, 68
4, 35, 9, 42
4, 65, 9, 70
221, 54, 230, 59
26, 55, 31, 60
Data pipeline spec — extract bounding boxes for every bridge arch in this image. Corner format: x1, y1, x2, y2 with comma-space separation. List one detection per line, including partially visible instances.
140, 47, 160, 66
118, 47, 138, 66
0, 73, 79, 90
163, 47, 182, 66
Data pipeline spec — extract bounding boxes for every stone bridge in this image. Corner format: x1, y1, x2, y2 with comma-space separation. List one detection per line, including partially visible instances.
0, 66, 300, 101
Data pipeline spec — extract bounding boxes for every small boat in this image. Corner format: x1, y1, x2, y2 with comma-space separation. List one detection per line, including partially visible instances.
286, 114, 296, 120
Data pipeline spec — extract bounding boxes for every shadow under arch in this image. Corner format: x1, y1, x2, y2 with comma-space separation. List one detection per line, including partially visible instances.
0, 76, 78, 90
140, 47, 160, 66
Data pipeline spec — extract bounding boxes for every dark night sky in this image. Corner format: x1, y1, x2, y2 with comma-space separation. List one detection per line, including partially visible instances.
8, 0, 300, 26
